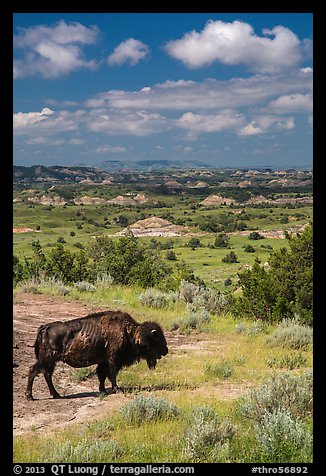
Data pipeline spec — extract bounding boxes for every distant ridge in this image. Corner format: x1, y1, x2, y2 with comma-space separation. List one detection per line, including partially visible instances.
95, 159, 212, 171
13, 160, 213, 182
13, 165, 112, 183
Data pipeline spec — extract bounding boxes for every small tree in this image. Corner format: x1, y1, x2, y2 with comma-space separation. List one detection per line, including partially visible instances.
233, 225, 313, 324
186, 237, 202, 250
166, 250, 177, 261
214, 233, 230, 248
244, 244, 256, 253
224, 277, 232, 287
249, 231, 265, 240
222, 251, 239, 263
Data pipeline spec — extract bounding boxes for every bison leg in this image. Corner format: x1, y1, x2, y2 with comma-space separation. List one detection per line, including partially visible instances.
96, 363, 108, 395
44, 363, 61, 399
107, 362, 120, 393
26, 361, 60, 400
26, 361, 43, 401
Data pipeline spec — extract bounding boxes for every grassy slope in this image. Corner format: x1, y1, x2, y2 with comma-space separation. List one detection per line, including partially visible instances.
13, 285, 312, 463
13, 187, 313, 462
13, 200, 312, 289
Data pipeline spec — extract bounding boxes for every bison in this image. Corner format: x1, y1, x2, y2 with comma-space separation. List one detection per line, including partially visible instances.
26, 310, 168, 400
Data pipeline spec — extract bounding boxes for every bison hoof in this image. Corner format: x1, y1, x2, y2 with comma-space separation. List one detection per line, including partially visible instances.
52, 393, 62, 399
99, 390, 108, 397
26, 394, 34, 401
110, 387, 123, 395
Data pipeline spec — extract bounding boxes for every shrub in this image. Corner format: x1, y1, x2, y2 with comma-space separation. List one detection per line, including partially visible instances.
96, 272, 114, 288
236, 370, 313, 422
120, 395, 179, 424
179, 281, 229, 315
47, 439, 121, 462
253, 409, 313, 463
222, 251, 239, 263
165, 250, 177, 260
186, 237, 202, 249
89, 234, 172, 288
205, 359, 233, 379
214, 233, 230, 248
179, 280, 199, 303
182, 405, 235, 462
234, 226, 313, 324
170, 310, 211, 334
266, 319, 312, 350
189, 287, 229, 315
249, 231, 265, 240
234, 321, 269, 335
280, 216, 289, 224
138, 288, 169, 309
266, 353, 308, 370
74, 281, 97, 293
18, 278, 41, 294
41, 277, 71, 296
244, 244, 256, 253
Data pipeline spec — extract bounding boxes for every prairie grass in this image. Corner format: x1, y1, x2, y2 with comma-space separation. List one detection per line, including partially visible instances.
13, 284, 312, 463
266, 319, 313, 350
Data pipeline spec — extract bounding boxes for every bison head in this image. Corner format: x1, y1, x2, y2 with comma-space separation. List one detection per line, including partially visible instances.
136, 321, 168, 369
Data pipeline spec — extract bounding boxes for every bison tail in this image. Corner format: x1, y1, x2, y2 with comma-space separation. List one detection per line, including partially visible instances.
34, 324, 47, 359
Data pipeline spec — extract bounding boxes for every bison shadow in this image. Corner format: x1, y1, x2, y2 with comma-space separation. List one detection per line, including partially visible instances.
37, 383, 192, 400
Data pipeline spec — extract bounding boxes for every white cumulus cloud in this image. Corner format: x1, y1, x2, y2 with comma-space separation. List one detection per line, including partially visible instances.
108, 38, 149, 66
14, 20, 99, 79
13, 107, 54, 128
164, 20, 304, 73
268, 93, 312, 113
89, 71, 312, 112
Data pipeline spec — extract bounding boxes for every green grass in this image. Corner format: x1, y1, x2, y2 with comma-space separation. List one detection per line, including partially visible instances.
13, 199, 312, 289
13, 186, 313, 462
14, 283, 312, 463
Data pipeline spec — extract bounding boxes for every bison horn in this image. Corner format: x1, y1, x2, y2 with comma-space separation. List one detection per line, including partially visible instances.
151, 329, 157, 334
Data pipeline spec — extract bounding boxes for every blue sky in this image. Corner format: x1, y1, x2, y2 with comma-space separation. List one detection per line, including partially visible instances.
13, 13, 313, 168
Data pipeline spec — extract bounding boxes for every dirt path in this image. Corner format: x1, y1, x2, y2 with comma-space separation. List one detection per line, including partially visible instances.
13, 293, 250, 437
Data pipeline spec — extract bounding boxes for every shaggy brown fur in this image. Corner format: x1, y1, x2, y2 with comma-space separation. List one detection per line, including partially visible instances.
26, 311, 168, 400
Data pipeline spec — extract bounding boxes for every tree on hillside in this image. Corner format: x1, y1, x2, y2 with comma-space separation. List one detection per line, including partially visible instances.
233, 224, 313, 324
222, 251, 239, 263
88, 233, 172, 288
214, 233, 230, 248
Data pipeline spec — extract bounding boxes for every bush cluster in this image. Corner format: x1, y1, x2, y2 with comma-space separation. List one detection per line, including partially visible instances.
236, 370, 313, 422
205, 359, 233, 379
138, 288, 169, 309
182, 405, 235, 462
46, 439, 121, 463
179, 280, 229, 315
120, 395, 180, 425
253, 409, 312, 463
234, 321, 269, 335
266, 319, 312, 350
233, 225, 313, 324
14, 235, 173, 289
266, 353, 308, 370
169, 310, 210, 334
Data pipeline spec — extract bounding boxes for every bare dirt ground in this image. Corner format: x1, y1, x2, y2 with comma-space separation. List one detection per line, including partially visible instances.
13, 293, 250, 436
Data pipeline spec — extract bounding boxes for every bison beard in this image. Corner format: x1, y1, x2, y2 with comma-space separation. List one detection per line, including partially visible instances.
25, 311, 168, 400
